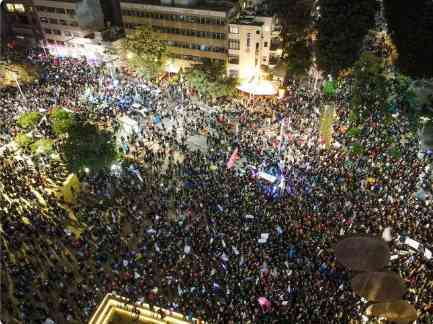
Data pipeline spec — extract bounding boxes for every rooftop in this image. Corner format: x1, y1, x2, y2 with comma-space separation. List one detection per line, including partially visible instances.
89, 294, 203, 324
120, 0, 235, 12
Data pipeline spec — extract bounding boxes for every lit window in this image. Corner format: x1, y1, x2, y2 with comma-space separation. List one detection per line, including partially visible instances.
6, 4, 26, 13
230, 26, 239, 34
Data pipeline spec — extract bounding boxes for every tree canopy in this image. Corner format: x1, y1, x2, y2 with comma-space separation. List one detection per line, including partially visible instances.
121, 24, 169, 80
184, 61, 238, 101
62, 122, 118, 173
384, 0, 433, 78
351, 52, 388, 111
316, 0, 379, 76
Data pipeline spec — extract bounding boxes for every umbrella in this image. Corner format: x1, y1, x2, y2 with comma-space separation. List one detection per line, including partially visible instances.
365, 300, 417, 322
351, 271, 407, 301
335, 236, 390, 271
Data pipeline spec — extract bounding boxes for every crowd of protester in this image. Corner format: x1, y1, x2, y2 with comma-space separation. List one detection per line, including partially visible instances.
1, 52, 432, 324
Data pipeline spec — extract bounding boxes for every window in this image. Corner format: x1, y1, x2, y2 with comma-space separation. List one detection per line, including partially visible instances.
66, 9, 76, 15
49, 18, 58, 24
229, 26, 239, 34
72, 32, 80, 37
53, 30, 61, 35
59, 20, 67, 25
256, 42, 259, 50
70, 21, 78, 27
229, 39, 240, 50
47, 7, 55, 13
64, 31, 72, 37
44, 29, 52, 34
229, 69, 238, 78
256, 30, 260, 34
55, 8, 66, 14
47, 39, 55, 44
264, 41, 268, 47
6, 4, 25, 13
228, 55, 239, 64
40, 17, 48, 23
36, 6, 45, 12
56, 41, 65, 46
246, 33, 251, 48
262, 56, 267, 63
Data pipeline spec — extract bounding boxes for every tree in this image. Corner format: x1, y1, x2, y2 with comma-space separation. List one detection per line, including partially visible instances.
268, 0, 314, 80
351, 52, 388, 111
120, 24, 169, 80
184, 61, 237, 101
16, 111, 42, 129
384, 0, 433, 78
284, 38, 312, 79
49, 107, 76, 136
62, 122, 118, 173
269, 0, 313, 39
316, 0, 379, 76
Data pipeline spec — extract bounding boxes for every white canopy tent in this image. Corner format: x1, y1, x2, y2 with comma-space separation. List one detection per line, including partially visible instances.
237, 79, 278, 96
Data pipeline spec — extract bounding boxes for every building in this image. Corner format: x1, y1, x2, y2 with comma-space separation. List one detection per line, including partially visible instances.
120, 0, 282, 81
2, 0, 284, 82
120, 0, 235, 71
1, 0, 42, 51
33, 0, 124, 62
227, 14, 282, 81
89, 293, 203, 324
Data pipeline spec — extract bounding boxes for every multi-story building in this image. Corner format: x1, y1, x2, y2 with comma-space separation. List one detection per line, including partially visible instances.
120, 0, 282, 81
227, 14, 282, 80
33, 0, 124, 62
1, 0, 42, 51
3, 0, 284, 82
120, 0, 235, 71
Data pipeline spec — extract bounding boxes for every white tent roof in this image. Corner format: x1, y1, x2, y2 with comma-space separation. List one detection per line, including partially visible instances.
237, 79, 278, 96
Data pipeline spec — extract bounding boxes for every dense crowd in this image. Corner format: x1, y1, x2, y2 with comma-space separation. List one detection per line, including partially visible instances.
1, 53, 432, 324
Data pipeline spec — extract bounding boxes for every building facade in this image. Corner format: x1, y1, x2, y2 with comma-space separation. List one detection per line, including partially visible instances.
227, 15, 282, 81
33, 0, 124, 62
1, 0, 42, 51
120, 0, 282, 80
3, 0, 283, 81
120, 0, 234, 71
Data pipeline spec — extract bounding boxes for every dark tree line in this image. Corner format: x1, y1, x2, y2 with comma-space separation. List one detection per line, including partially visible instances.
384, 0, 433, 78
268, 0, 314, 79
316, 0, 379, 76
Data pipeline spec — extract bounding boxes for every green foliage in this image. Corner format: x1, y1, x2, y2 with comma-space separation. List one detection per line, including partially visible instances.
323, 80, 337, 98
121, 24, 169, 80
317, 0, 379, 75
30, 139, 54, 155
184, 61, 238, 101
284, 39, 312, 79
384, 0, 433, 78
62, 122, 118, 173
346, 126, 363, 139
15, 133, 33, 148
16, 111, 42, 129
352, 52, 388, 110
350, 143, 366, 156
269, 0, 313, 37
49, 107, 76, 136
